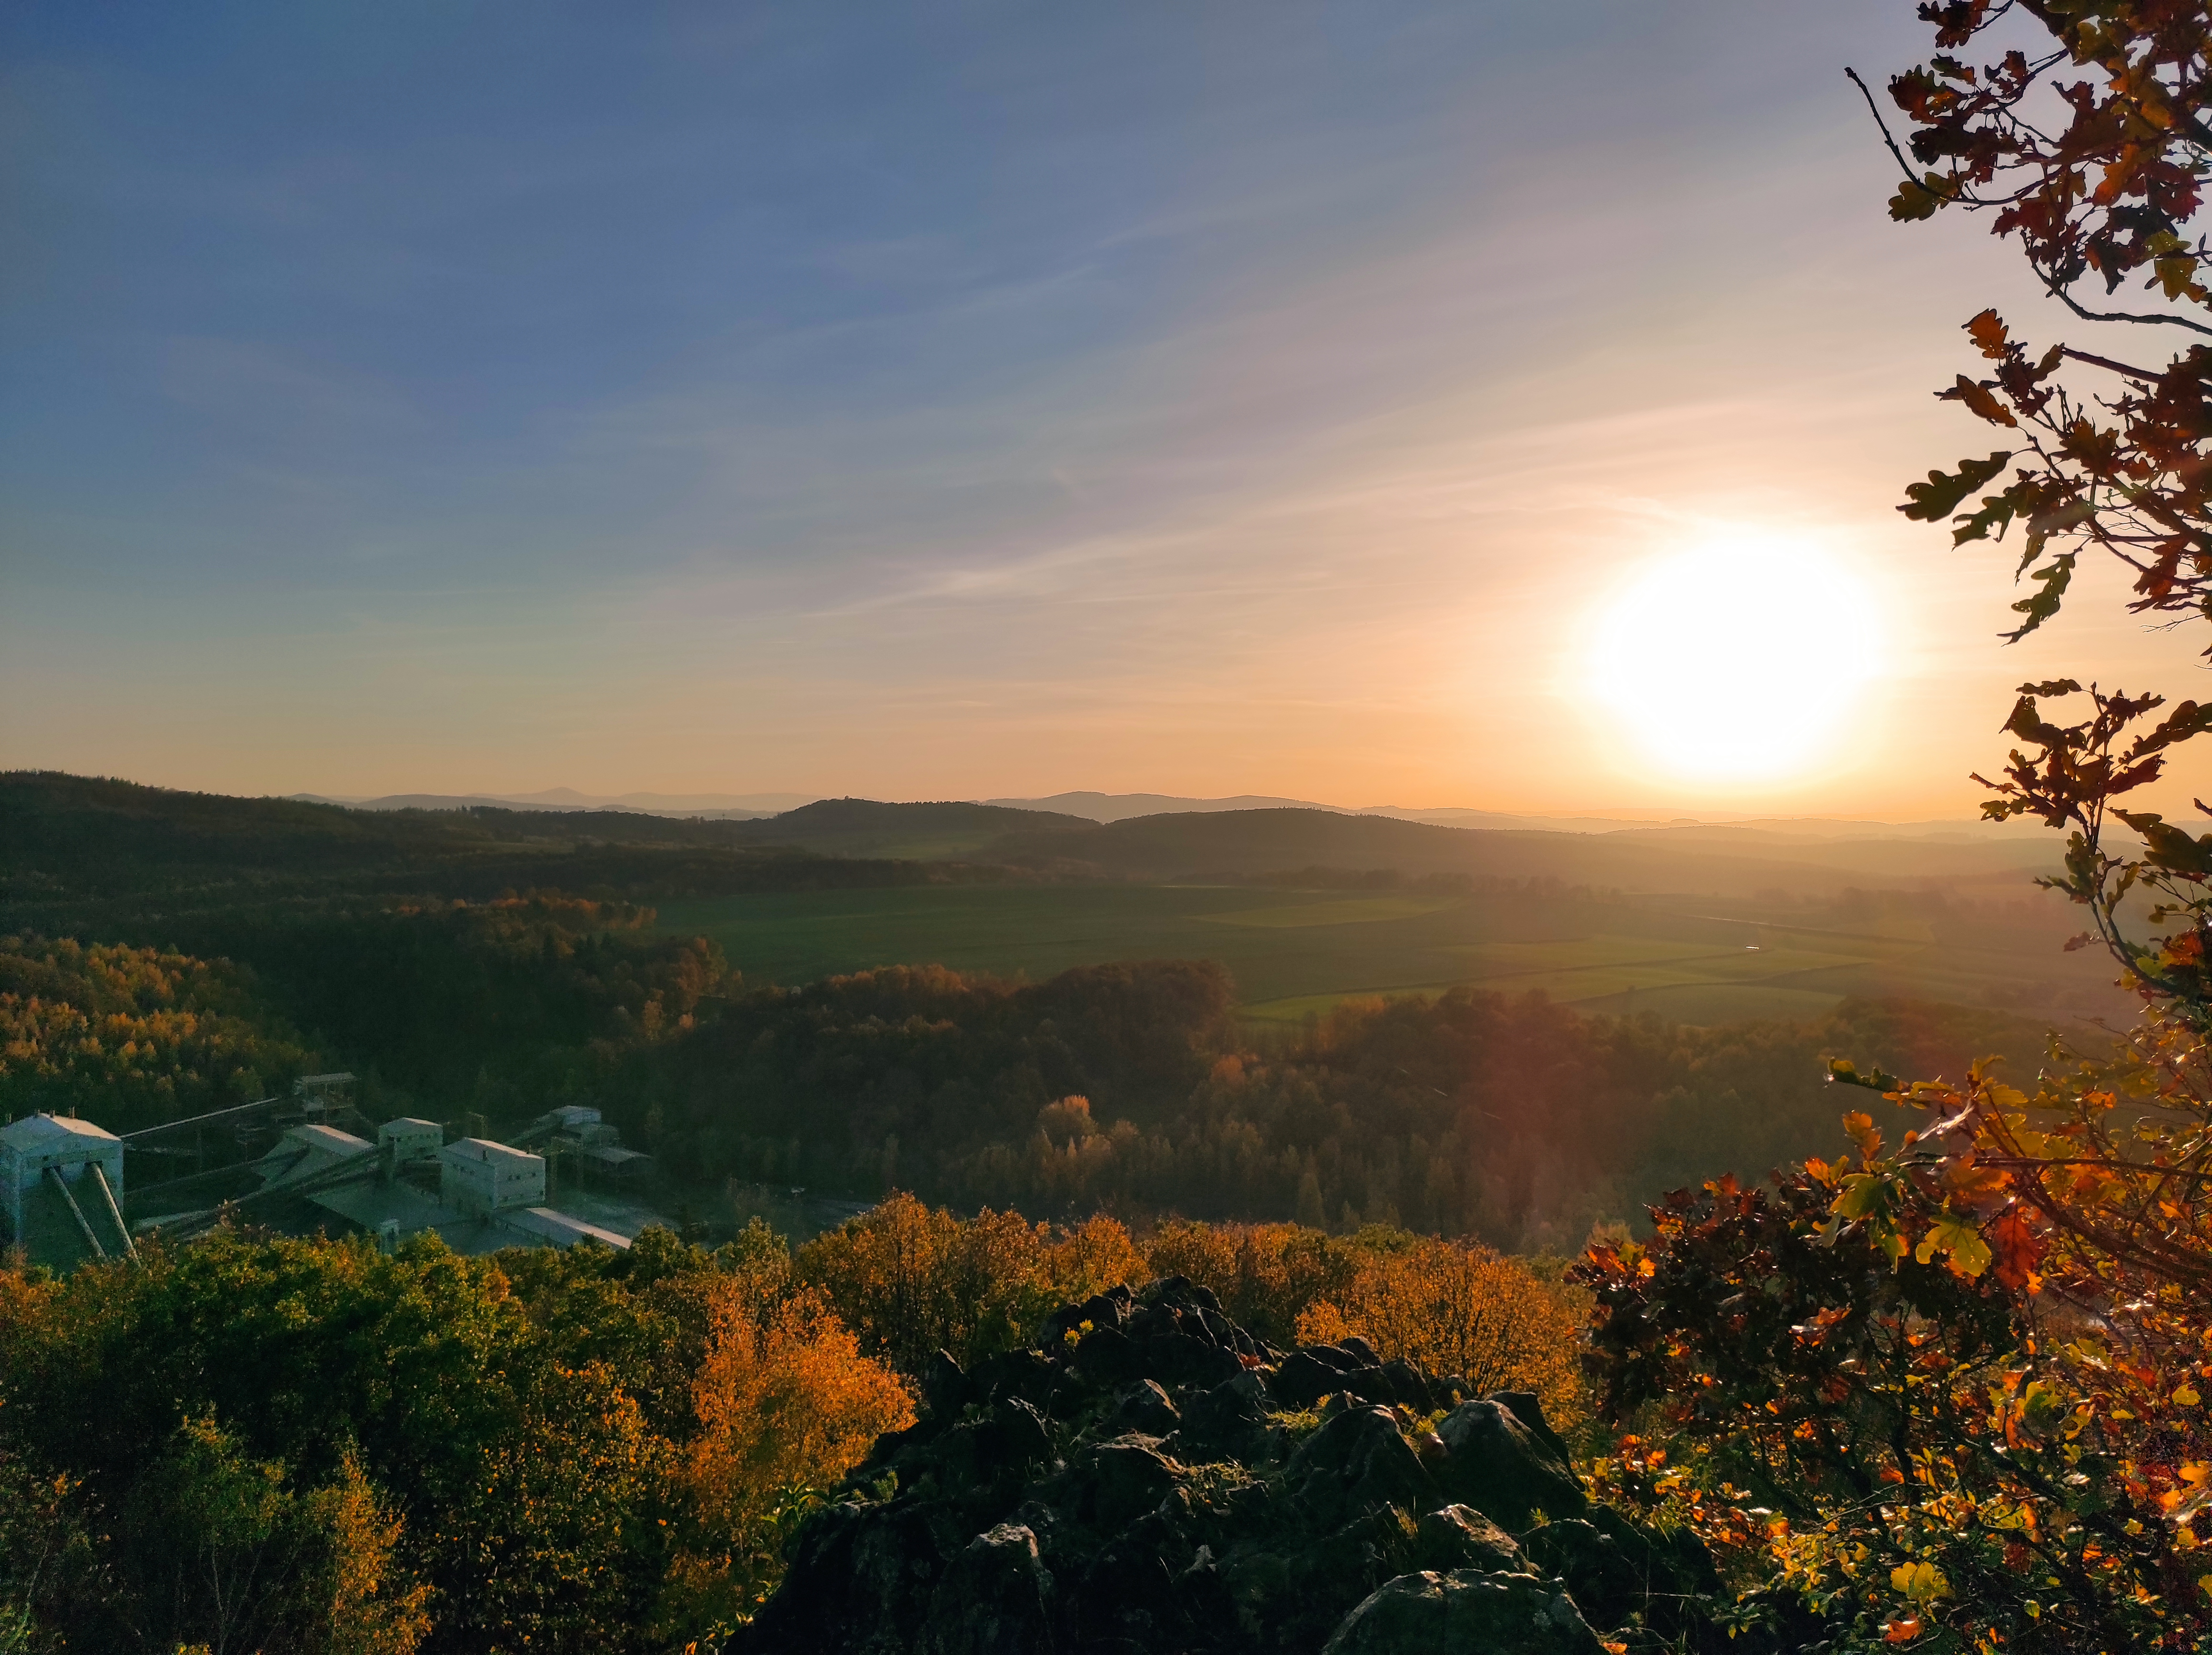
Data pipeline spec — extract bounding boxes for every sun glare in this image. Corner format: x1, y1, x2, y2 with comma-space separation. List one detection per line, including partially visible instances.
1585, 540, 1884, 784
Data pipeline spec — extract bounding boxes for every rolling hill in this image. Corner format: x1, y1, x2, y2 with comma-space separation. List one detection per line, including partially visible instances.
721, 797, 1095, 859
974, 807, 2063, 895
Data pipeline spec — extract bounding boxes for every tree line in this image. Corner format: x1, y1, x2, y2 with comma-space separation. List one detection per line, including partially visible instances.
5, 904, 2056, 1249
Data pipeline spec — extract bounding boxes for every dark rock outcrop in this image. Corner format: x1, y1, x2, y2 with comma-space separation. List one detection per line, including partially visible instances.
742, 1277, 1719, 1655
1320, 1568, 1608, 1655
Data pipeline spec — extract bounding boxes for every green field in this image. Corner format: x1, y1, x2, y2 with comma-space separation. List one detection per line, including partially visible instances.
652, 882, 2129, 1028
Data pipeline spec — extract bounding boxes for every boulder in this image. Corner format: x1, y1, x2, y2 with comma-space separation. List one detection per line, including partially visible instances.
1286, 1406, 1439, 1530
1528, 1508, 1721, 1637
1433, 1399, 1587, 1530
1523, 1520, 1644, 1632
924, 1349, 968, 1416
1086, 1436, 1182, 1531
1380, 1359, 1439, 1415
1042, 1284, 1135, 1343
1138, 1329, 1247, 1391
1485, 1389, 1573, 1466
1069, 1324, 1146, 1388
1321, 1568, 1608, 1655
1173, 1371, 1271, 1462
979, 1397, 1054, 1478
1107, 1378, 1181, 1437
916, 1523, 1054, 1655
1271, 1349, 1357, 1410
1415, 1504, 1526, 1575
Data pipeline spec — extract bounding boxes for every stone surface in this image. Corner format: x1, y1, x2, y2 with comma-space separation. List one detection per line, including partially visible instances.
1415, 1503, 1526, 1575
1320, 1569, 1608, 1655
1433, 1399, 1588, 1530
918, 1523, 1055, 1655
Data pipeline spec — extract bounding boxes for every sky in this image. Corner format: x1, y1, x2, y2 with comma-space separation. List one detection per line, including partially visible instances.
4, 0, 2208, 819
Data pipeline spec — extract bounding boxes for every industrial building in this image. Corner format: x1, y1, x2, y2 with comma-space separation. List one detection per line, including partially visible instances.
378, 1117, 443, 1162
440, 1137, 547, 1215
1, 1113, 134, 1267
533, 1104, 618, 1146
10, 1094, 660, 1268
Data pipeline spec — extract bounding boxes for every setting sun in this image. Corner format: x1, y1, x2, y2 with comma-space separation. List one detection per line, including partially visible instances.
1586, 540, 1884, 784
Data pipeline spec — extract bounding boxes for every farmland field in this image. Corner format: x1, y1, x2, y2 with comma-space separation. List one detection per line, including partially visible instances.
652, 881, 2130, 1029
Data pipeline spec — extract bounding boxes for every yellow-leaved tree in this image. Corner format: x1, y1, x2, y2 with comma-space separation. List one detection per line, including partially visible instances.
662, 1275, 915, 1636
1294, 1240, 1586, 1424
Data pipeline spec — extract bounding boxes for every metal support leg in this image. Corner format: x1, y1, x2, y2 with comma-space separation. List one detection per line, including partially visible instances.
88, 1163, 136, 1260
45, 1166, 107, 1262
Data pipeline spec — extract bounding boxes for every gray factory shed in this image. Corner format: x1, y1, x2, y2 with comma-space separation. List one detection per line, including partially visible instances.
1, 1114, 131, 1267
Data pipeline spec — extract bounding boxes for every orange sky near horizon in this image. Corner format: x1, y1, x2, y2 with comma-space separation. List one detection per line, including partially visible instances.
6, 3, 2209, 825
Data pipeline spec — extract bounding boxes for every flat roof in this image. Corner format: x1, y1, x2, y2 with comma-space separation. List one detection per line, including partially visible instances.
285, 1124, 373, 1155
575, 1144, 652, 1168
442, 1137, 543, 1169
504, 1206, 632, 1249
2, 1113, 123, 1151
308, 1181, 449, 1231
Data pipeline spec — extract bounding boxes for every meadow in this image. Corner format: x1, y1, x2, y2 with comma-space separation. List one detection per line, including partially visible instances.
652, 879, 2127, 1028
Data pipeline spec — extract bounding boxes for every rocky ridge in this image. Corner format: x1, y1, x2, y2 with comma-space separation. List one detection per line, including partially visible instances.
742, 1277, 1720, 1654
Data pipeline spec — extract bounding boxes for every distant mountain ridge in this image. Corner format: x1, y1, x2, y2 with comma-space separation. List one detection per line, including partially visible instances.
3, 775, 2078, 936
989, 792, 2047, 841
306, 783, 2045, 844
291, 788, 802, 818
717, 797, 1093, 860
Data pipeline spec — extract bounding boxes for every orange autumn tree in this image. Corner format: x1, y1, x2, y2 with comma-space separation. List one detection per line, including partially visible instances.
1582, 7, 2212, 1650
663, 1270, 914, 1635
1143, 1220, 1363, 1348
796, 1192, 1150, 1373
1295, 1239, 1586, 1425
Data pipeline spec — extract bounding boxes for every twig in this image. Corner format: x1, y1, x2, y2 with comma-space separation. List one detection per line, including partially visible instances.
1844, 67, 1919, 183
2045, 277, 2212, 338
2060, 347, 2168, 381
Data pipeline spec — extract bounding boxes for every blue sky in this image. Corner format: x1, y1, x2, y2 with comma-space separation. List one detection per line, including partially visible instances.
5, 2, 2204, 813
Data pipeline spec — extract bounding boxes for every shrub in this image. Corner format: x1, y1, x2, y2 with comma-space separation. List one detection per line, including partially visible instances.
1142, 1220, 1362, 1347
1295, 1238, 1586, 1422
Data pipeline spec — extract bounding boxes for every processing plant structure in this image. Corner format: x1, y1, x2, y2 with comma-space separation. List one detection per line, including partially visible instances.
1, 1080, 650, 1269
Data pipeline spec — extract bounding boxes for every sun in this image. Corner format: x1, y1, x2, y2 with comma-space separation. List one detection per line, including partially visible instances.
1584, 539, 1884, 784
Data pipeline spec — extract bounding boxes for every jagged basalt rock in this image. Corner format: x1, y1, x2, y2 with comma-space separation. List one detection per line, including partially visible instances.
920, 1523, 1055, 1655
1285, 1405, 1439, 1530
1414, 1503, 1526, 1574
741, 1277, 1719, 1655
1320, 1568, 1607, 1655
1432, 1397, 1588, 1530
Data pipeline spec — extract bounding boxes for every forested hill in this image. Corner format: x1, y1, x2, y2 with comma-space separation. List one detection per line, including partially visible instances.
0, 771, 965, 939
4, 774, 2071, 948
974, 806, 2061, 893
717, 796, 1095, 859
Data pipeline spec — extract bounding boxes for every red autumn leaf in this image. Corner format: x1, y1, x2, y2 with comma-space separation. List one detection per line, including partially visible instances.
1988, 1207, 2046, 1291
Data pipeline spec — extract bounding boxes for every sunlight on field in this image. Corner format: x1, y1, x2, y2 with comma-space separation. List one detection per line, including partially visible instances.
653, 882, 2123, 1031
1237, 986, 1458, 1025
1447, 934, 1868, 983
1199, 897, 1460, 929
